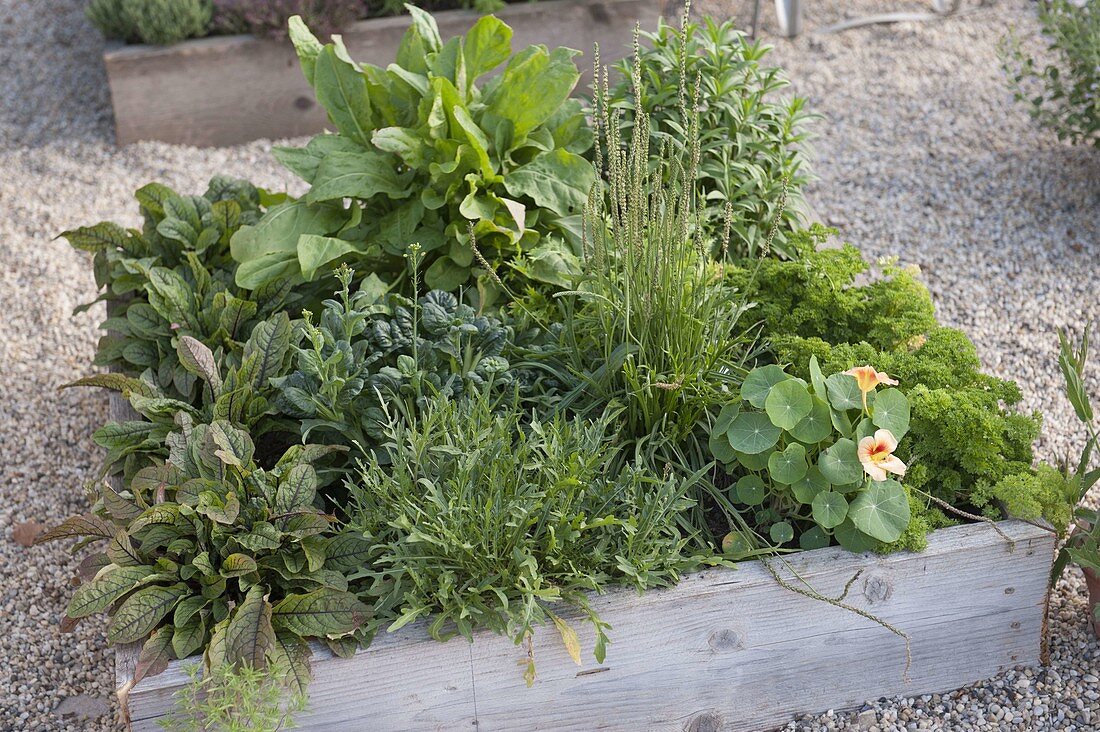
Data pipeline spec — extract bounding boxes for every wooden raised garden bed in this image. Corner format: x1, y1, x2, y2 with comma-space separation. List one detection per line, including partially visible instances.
117, 519, 1054, 731
102, 0, 662, 147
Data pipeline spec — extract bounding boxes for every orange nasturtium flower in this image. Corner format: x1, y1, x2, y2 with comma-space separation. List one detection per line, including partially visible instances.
843, 365, 899, 410
858, 429, 907, 482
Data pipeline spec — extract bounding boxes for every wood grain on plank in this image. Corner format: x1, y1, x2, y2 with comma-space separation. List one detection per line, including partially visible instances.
117, 519, 1054, 731
104, 0, 663, 147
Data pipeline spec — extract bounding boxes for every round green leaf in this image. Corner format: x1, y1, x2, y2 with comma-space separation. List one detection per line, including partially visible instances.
811, 491, 849, 529
765, 379, 813, 431
817, 438, 864, 485
726, 412, 781, 454
799, 525, 831, 550
792, 466, 829, 503
855, 417, 876, 442
830, 405, 853, 435
788, 397, 833, 444
735, 475, 767, 506
768, 442, 808, 485
770, 521, 794, 545
848, 479, 911, 543
871, 388, 910, 439
734, 449, 771, 471
825, 373, 865, 411
834, 518, 880, 553
714, 403, 741, 434
741, 365, 790, 408
708, 430, 737, 465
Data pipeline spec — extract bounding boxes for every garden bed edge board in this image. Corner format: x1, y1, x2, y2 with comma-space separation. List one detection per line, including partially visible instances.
116, 518, 1054, 731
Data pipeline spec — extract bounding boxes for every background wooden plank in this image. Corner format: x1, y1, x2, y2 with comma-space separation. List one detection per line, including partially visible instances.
104, 0, 664, 147
118, 520, 1054, 731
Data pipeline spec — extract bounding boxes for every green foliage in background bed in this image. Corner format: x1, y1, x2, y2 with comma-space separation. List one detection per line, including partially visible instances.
232, 9, 594, 304
88, 0, 213, 45
61, 178, 306, 405
606, 15, 813, 259
1001, 0, 1099, 147
710, 358, 913, 553
346, 391, 701, 674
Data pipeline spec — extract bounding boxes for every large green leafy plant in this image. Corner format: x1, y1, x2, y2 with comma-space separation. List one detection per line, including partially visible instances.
273, 264, 527, 455
1001, 0, 1099, 147
62, 177, 301, 404
606, 14, 813, 259
87, 0, 213, 45
232, 8, 595, 303
38, 409, 368, 697
710, 358, 913, 552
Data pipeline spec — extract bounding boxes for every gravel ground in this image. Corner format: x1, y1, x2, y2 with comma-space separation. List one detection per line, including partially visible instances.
0, 0, 1096, 730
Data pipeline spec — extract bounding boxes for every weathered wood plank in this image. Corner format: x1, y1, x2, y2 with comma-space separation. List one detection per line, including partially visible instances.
117, 519, 1053, 731
104, 0, 663, 147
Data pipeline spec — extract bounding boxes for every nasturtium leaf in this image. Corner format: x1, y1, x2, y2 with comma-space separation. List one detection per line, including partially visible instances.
708, 430, 737, 465
726, 412, 782, 454
825, 373, 863, 411
740, 365, 789, 408
811, 491, 849, 529
871, 388, 911, 439
768, 442, 808, 485
799, 525, 831, 550
792, 466, 829, 504
735, 475, 767, 506
714, 403, 741, 434
855, 417, 876, 442
770, 521, 794, 545
734, 449, 771, 471
830, 405, 853, 435
848, 479, 911, 543
834, 518, 881, 553
809, 355, 828, 399
107, 584, 187, 644
788, 397, 833, 444
765, 379, 813, 431
818, 438, 864, 485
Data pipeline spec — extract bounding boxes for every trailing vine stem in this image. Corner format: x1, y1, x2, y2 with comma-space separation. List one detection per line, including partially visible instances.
762, 558, 913, 682
912, 487, 1016, 550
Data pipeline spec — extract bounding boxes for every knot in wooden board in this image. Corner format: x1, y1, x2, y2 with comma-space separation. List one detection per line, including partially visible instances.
707, 628, 745, 652
862, 573, 893, 604
685, 710, 725, 732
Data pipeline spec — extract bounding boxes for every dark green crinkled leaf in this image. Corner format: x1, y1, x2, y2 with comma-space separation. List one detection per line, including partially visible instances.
271, 589, 370, 638
107, 584, 188, 644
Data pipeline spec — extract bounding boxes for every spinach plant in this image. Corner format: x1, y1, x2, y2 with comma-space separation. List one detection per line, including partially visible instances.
273, 264, 523, 457
232, 8, 595, 305
711, 358, 913, 552
606, 14, 813, 259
